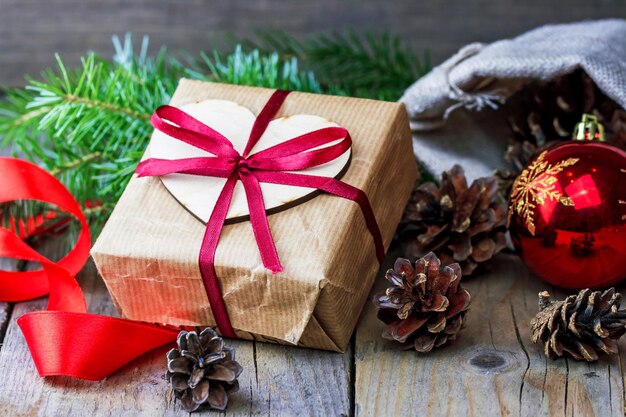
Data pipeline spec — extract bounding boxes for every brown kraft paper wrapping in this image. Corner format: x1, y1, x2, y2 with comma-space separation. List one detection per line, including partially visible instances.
91, 80, 418, 352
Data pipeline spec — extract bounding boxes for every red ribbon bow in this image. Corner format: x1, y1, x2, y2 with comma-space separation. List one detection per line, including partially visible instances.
136, 90, 384, 338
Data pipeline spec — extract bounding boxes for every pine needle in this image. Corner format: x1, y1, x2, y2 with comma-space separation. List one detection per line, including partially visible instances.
248, 29, 429, 100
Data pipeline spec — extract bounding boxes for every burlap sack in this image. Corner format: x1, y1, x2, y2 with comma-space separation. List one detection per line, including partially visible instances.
400, 19, 626, 180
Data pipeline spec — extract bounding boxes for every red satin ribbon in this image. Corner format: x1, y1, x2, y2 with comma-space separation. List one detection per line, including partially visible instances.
0, 157, 179, 380
136, 90, 384, 339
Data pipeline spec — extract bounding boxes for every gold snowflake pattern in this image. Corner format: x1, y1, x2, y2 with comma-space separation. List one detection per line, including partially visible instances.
508, 151, 579, 235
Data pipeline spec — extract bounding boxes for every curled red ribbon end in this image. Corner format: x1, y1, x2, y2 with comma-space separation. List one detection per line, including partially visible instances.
137, 90, 385, 338
0, 157, 178, 380
18, 311, 178, 380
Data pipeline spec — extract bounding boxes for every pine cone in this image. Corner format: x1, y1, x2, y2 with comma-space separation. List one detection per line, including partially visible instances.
166, 328, 243, 412
505, 69, 626, 172
373, 252, 471, 353
530, 289, 626, 362
397, 165, 508, 275
608, 108, 626, 150
493, 169, 518, 203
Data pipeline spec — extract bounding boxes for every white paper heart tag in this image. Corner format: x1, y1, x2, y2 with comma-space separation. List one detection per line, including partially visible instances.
146, 99, 352, 223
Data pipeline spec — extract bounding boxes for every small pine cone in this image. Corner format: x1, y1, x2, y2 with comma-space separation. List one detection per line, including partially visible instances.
608, 108, 626, 150
167, 328, 243, 412
397, 165, 508, 275
373, 252, 471, 353
504, 140, 541, 173
530, 289, 626, 362
493, 169, 518, 203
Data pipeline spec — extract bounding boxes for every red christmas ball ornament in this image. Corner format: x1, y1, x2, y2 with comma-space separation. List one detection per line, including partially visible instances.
509, 114, 626, 289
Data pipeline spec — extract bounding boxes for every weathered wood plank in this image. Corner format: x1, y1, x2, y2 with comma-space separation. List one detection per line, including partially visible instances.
2, 0, 626, 86
0, 300, 12, 350
0, 237, 352, 416
0, 257, 19, 349
354, 253, 625, 417
0, 258, 18, 332
0, 300, 10, 340
232, 341, 352, 416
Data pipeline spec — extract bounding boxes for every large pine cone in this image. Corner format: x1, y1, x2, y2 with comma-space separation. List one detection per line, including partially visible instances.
505, 69, 626, 172
530, 289, 626, 362
166, 328, 243, 412
373, 252, 471, 353
397, 165, 508, 275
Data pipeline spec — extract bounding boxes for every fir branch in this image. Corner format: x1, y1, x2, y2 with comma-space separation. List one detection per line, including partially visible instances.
249, 29, 429, 100
1, 39, 327, 237
0, 35, 183, 235
0, 31, 429, 241
49, 151, 103, 176
0, 87, 44, 146
62, 94, 151, 121
11, 106, 53, 128
186, 45, 324, 93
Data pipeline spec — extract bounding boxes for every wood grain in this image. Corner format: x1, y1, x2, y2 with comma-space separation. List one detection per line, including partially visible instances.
354, 253, 626, 417
0, 238, 352, 416
1, 0, 625, 86
234, 341, 352, 416
0, 302, 12, 351
1, 233, 625, 416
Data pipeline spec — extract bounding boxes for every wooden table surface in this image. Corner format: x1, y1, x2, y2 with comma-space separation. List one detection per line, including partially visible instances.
0, 236, 624, 417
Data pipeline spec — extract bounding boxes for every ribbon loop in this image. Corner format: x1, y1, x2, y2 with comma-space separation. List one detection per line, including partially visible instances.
246, 127, 352, 171
151, 106, 239, 158
243, 90, 291, 158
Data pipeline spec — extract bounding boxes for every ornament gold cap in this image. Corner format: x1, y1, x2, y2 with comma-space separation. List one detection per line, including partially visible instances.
572, 113, 605, 142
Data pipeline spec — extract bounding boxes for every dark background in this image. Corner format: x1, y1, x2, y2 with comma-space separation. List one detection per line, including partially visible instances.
1, 0, 625, 86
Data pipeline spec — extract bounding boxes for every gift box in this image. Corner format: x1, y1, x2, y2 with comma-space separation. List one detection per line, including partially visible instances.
91, 80, 417, 352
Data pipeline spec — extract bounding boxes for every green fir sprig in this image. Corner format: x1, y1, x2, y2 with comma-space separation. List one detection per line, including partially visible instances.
247, 29, 430, 100
187, 45, 325, 93
0, 31, 428, 238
